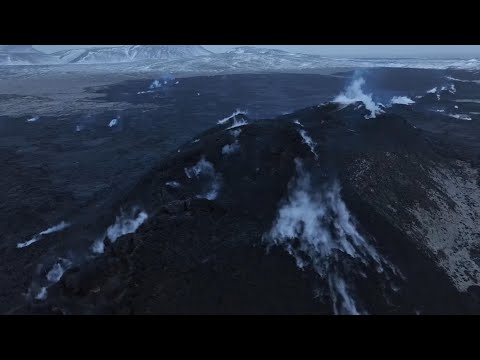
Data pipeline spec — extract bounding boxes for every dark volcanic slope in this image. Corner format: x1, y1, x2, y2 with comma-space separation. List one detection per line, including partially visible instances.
5, 69, 480, 315
20, 103, 480, 315
0, 73, 350, 312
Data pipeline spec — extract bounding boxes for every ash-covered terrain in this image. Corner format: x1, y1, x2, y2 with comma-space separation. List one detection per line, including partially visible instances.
2, 65, 480, 314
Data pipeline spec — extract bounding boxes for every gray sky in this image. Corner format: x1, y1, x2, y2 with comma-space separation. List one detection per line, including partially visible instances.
34, 45, 480, 58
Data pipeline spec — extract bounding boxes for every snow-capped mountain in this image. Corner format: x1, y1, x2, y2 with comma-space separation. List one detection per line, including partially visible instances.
52, 45, 212, 64
145, 47, 335, 73
0, 45, 39, 53
0, 45, 58, 65
143, 47, 480, 73
2, 45, 480, 72
225, 46, 297, 56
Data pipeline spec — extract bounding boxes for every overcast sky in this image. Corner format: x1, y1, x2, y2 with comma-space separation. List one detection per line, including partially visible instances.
34, 45, 480, 58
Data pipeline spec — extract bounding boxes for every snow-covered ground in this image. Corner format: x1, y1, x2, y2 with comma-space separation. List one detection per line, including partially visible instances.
2, 45, 480, 71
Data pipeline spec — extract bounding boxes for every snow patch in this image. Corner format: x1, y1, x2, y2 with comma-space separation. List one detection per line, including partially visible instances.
446, 76, 479, 83
448, 113, 472, 121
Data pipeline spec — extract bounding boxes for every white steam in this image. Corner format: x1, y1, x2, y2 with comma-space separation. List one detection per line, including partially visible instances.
46, 258, 72, 284
35, 287, 48, 301
390, 96, 415, 105
226, 117, 248, 130
218, 109, 248, 124
427, 84, 456, 97
230, 129, 242, 138
263, 159, 400, 314
184, 157, 222, 200
39, 221, 70, 236
328, 273, 360, 315
293, 119, 304, 127
17, 221, 70, 249
91, 207, 149, 255
32, 258, 72, 302
46, 263, 65, 283
333, 78, 384, 119
106, 208, 149, 243
203, 179, 222, 200
166, 181, 181, 188
222, 140, 240, 155
91, 237, 105, 254
185, 157, 213, 179
149, 80, 161, 89
298, 129, 319, 159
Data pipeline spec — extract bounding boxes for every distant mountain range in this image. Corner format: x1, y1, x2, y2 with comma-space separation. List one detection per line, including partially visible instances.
52, 45, 212, 64
0, 45, 59, 65
0, 45, 212, 65
1, 45, 480, 71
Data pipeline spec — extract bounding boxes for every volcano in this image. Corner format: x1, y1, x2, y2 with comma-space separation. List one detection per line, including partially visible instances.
15, 99, 480, 315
